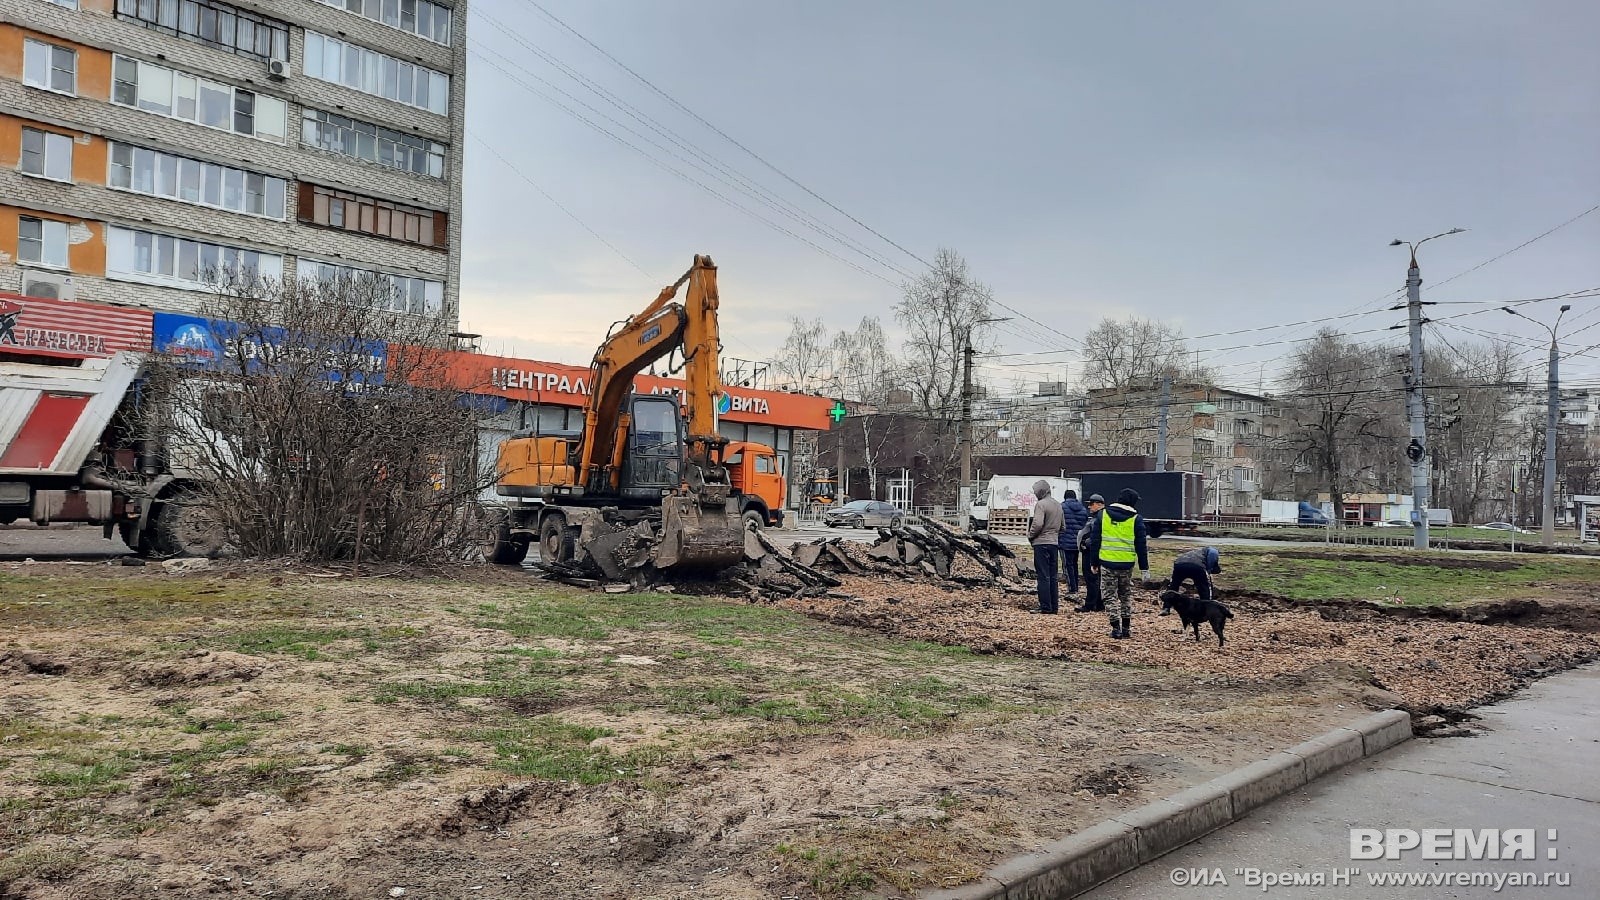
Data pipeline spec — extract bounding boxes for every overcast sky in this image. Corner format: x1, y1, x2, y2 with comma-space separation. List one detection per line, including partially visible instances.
458, 0, 1600, 394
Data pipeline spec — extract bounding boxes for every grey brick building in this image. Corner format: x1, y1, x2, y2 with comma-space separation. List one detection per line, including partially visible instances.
1, 0, 466, 329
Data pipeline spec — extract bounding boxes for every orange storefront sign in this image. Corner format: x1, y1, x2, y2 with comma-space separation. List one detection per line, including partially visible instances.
434, 349, 834, 431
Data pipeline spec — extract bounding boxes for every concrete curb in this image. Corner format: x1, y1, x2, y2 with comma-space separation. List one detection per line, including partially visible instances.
920, 709, 1412, 900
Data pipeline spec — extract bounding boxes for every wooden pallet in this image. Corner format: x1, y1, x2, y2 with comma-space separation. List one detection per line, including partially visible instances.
988, 509, 1029, 536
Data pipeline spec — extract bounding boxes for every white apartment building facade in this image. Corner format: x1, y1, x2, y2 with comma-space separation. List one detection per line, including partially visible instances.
1, 0, 466, 329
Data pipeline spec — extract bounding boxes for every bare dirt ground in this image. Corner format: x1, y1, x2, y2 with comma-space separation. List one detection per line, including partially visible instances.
2, 558, 1596, 899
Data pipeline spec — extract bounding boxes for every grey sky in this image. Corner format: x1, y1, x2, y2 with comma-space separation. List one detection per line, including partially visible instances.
459, 1, 1600, 393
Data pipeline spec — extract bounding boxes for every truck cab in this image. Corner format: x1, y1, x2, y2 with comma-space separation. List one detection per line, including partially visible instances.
723, 440, 785, 528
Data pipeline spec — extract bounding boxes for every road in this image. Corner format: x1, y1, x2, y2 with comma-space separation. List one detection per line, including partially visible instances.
1081, 662, 1600, 899
0, 525, 130, 560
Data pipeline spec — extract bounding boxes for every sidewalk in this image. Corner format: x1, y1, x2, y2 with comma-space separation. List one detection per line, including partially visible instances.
1080, 662, 1599, 898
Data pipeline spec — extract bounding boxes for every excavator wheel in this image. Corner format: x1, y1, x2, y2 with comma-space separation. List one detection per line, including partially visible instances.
482, 513, 530, 565
539, 513, 577, 565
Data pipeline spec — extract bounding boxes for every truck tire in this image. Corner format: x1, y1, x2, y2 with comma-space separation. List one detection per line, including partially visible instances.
539, 513, 575, 565
483, 514, 530, 565
143, 491, 226, 558
743, 509, 765, 531
1146, 523, 1165, 539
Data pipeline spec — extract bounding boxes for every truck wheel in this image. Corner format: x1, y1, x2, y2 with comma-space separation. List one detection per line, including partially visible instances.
144, 491, 226, 558
743, 509, 765, 531
483, 514, 530, 565
539, 514, 575, 565
1146, 524, 1165, 539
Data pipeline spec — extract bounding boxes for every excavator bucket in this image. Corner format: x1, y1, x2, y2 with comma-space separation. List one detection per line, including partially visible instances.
652, 495, 744, 571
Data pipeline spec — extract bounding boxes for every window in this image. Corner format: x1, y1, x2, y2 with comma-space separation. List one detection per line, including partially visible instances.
315, 0, 451, 44
18, 217, 70, 268
23, 39, 77, 95
301, 109, 446, 178
115, 0, 288, 62
107, 225, 280, 289
304, 32, 448, 114
108, 142, 286, 218
112, 56, 285, 142
300, 259, 443, 316
297, 184, 445, 249
755, 455, 774, 474
20, 128, 74, 182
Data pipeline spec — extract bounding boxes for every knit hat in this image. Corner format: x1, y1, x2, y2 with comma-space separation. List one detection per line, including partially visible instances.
1116, 487, 1141, 508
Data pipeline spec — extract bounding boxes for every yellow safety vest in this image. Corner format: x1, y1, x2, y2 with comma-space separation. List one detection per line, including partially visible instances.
1100, 510, 1137, 563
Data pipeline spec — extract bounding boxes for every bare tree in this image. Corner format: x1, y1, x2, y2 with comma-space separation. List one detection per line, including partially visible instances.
1279, 328, 1403, 519
771, 316, 832, 392
828, 316, 897, 403
1425, 339, 1525, 523
1080, 315, 1202, 392
139, 273, 493, 565
893, 248, 994, 416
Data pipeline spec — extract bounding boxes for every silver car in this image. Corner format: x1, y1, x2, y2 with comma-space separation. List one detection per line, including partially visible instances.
824, 499, 903, 529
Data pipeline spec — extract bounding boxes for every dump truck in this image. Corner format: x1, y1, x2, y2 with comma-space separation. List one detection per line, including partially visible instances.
0, 352, 223, 556
482, 255, 762, 578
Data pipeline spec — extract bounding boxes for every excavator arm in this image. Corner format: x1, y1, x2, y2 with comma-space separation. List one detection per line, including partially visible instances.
577, 254, 724, 494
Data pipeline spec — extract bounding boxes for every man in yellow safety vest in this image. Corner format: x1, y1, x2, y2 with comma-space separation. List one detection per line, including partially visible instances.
1081, 487, 1153, 639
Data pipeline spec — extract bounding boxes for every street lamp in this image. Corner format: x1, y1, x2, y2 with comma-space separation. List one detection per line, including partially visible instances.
1503, 303, 1572, 545
1390, 228, 1466, 550
959, 316, 1010, 523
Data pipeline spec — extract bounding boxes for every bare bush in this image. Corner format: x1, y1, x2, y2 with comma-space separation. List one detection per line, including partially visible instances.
139, 274, 493, 565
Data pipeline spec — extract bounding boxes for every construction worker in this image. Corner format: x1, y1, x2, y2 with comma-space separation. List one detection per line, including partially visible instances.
1081, 487, 1152, 638
1075, 494, 1106, 612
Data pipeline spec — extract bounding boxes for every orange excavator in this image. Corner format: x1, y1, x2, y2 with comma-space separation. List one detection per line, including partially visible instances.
484, 255, 748, 578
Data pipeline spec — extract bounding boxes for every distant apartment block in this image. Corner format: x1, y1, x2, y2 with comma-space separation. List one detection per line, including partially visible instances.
0, 0, 467, 329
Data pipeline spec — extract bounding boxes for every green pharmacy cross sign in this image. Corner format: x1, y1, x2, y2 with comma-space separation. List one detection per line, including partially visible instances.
828, 401, 848, 423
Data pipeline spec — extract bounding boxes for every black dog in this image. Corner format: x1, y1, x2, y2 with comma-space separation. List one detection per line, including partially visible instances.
1158, 590, 1233, 647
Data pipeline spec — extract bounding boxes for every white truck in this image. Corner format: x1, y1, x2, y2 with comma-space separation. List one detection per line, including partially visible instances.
0, 352, 221, 556
975, 476, 1081, 533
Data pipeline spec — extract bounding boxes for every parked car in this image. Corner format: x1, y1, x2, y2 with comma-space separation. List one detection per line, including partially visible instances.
823, 499, 903, 529
1372, 519, 1411, 528
1474, 522, 1533, 534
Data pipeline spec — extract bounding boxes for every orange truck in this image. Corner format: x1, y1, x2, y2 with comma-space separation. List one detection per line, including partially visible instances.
724, 440, 785, 528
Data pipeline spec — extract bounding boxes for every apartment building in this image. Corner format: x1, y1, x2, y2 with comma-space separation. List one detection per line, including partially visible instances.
1085, 382, 1281, 514
0, 0, 466, 329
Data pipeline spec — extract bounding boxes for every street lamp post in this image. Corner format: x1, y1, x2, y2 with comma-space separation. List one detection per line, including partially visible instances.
1390, 228, 1466, 550
1504, 304, 1572, 545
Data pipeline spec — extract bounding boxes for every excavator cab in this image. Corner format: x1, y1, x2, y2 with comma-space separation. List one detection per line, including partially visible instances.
619, 395, 683, 502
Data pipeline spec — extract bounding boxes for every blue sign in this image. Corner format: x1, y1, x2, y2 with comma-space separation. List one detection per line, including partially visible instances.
151, 312, 387, 389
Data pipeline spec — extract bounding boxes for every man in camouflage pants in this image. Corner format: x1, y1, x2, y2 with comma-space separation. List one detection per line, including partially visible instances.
1079, 487, 1153, 639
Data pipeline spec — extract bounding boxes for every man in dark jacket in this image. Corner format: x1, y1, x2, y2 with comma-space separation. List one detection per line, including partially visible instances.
1169, 546, 1221, 601
1076, 494, 1106, 612
1080, 487, 1151, 639
1057, 489, 1089, 598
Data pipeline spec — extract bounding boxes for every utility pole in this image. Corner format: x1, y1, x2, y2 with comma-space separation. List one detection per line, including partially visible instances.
959, 338, 975, 521
1156, 375, 1170, 470
1404, 254, 1431, 550
1392, 228, 1465, 550
1543, 327, 1561, 545
1504, 303, 1570, 545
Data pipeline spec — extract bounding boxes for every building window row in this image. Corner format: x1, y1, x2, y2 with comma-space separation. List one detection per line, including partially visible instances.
300, 259, 442, 316
23, 38, 77, 95
114, 0, 289, 63
304, 31, 448, 115
297, 184, 445, 249
18, 217, 70, 268
107, 225, 282, 289
112, 55, 287, 143
109, 142, 288, 219
315, 0, 452, 45
301, 108, 445, 178
20, 127, 74, 182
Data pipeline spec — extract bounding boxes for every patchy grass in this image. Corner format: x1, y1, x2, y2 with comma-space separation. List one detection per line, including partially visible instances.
1217, 547, 1600, 605
466, 718, 670, 784
0, 847, 85, 885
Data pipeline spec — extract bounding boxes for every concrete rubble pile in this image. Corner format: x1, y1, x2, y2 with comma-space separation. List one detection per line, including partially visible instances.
739, 518, 1037, 601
